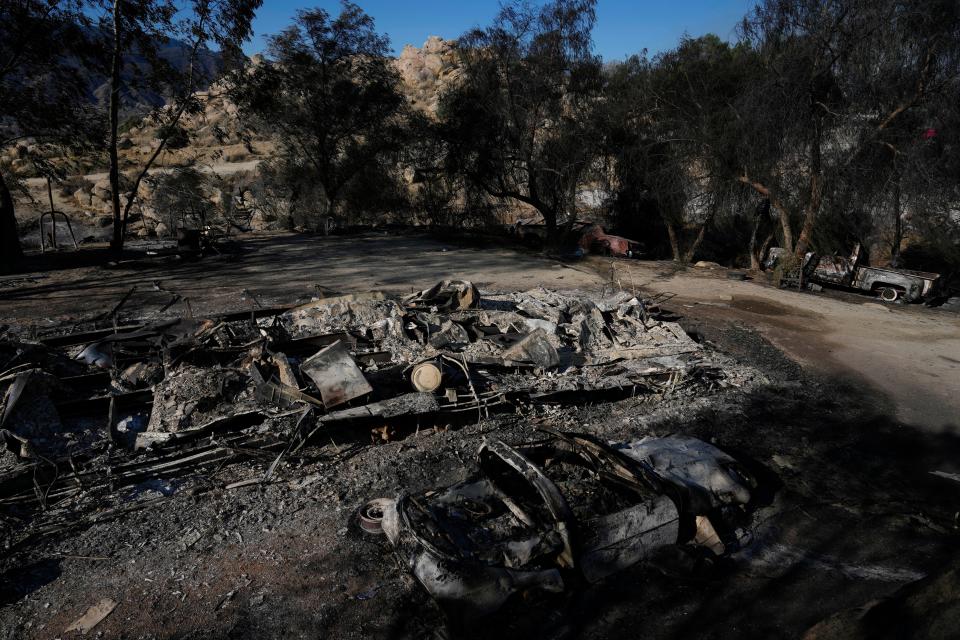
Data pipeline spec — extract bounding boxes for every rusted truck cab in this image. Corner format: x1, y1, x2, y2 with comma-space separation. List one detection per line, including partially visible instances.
769, 244, 940, 302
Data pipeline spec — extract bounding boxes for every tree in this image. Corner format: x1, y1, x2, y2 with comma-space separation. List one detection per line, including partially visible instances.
92, 0, 261, 253
603, 36, 757, 263
230, 2, 408, 229
736, 0, 960, 258
0, 1, 97, 272
145, 166, 214, 233
651, 36, 758, 264
833, 0, 960, 267
438, 0, 604, 246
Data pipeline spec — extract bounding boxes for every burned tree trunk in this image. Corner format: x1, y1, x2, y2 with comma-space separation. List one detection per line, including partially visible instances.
738, 174, 794, 252
540, 207, 561, 251
793, 120, 823, 258
683, 201, 717, 264
666, 222, 681, 262
0, 169, 23, 273
890, 182, 902, 267
748, 199, 771, 270
108, 0, 124, 254
683, 223, 708, 264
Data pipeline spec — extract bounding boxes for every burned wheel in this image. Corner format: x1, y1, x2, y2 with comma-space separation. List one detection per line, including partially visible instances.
359, 498, 392, 534
877, 287, 901, 302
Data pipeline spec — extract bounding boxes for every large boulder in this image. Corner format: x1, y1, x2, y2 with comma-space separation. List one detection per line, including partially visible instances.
92, 177, 112, 201
395, 36, 459, 115
249, 209, 274, 232
74, 188, 93, 208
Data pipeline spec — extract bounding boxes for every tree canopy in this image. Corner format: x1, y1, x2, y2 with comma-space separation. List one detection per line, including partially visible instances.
230, 2, 408, 228
0, 1, 99, 271
437, 0, 604, 245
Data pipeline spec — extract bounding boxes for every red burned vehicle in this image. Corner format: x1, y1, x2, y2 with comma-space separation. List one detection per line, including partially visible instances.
578, 223, 643, 258
510, 220, 643, 258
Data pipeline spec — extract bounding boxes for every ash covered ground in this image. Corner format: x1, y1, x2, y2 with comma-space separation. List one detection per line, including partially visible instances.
1, 277, 959, 640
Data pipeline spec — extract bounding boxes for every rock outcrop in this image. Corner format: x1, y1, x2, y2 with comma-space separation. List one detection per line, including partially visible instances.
395, 36, 461, 115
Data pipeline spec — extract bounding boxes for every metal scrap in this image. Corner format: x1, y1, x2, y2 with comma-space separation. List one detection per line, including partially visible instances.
300, 340, 373, 409
501, 328, 560, 368
0, 278, 752, 556
64, 598, 119, 634
404, 279, 480, 312
377, 429, 756, 622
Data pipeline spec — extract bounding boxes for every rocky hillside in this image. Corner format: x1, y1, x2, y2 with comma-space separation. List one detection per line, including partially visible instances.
117, 36, 461, 167
7, 38, 462, 242
116, 73, 268, 170
395, 36, 460, 115
61, 36, 460, 173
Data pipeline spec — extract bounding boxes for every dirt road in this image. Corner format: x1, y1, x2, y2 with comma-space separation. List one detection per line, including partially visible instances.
0, 233, 598, 322
593, 258, 960, 432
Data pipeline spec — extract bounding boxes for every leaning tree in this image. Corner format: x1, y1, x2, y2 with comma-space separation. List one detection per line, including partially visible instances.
90, 0, 261, 253
602, 36, 758, 263
735, 0, 960, 258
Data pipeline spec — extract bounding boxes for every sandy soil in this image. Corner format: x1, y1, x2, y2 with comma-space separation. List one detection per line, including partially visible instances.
0, 232, 598, 323
587, 258, 960, 433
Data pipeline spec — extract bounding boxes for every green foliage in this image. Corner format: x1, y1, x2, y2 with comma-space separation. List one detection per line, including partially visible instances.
436, 0, 604, 243
147, 166, 214, 231
229, 2, 408, 228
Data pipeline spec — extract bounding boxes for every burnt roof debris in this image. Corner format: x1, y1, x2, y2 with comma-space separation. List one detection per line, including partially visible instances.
0, 280, 760, 554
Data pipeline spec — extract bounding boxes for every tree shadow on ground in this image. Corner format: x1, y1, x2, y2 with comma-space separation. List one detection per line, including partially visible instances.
1, 232, 574, 322
0, 558, 61, 608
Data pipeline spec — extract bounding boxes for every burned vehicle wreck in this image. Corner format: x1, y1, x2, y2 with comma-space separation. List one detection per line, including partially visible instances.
377, 428, 756, 622
767, 243, 941, 302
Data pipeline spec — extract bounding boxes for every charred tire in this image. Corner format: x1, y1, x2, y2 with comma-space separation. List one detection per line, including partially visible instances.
359, 498, 392, 535
877, 287, 901, 302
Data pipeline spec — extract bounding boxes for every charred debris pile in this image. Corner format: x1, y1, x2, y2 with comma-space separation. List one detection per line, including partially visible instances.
0, 280, 761, 563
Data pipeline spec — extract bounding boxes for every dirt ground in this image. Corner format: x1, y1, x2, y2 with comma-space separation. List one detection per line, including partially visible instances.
591, 258, 960, 433
4, 232, 956, 431
0, 232, 598, 323
2, 232, 959, 640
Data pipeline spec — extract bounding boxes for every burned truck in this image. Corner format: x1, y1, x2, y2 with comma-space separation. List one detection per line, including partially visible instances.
767, 243, 940, 302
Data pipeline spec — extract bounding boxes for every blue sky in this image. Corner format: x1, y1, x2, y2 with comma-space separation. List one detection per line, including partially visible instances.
245, 1, 758, 60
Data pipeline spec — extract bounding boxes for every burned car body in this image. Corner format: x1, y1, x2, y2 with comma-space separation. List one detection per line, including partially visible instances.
578, 224, 643, 258
379, 430, 755, 621
510, 220, 643, 258
767, 244, 940, 302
